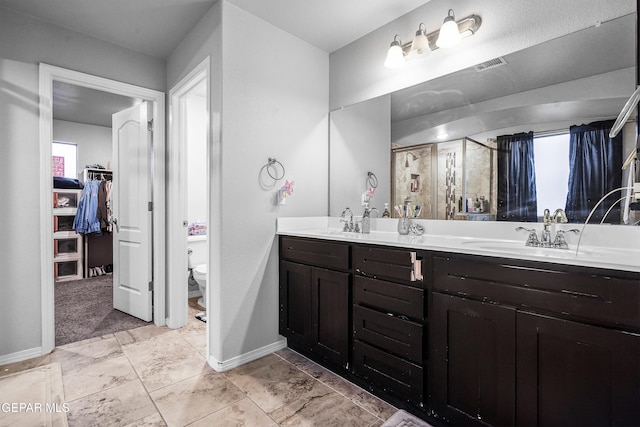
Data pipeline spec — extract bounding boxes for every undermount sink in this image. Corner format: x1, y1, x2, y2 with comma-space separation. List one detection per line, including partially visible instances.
461, 240, 578, 258
460, 240, 633, 260
312, 228, 348, 236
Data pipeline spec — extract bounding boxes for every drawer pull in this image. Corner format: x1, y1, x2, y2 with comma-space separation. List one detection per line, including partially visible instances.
356, 269, 376, 279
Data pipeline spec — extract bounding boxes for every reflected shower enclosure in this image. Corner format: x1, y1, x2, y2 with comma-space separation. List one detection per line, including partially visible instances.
391, 138, 496, 220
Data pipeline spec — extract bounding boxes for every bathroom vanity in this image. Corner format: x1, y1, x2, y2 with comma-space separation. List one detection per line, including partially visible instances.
277, 218, 640, 426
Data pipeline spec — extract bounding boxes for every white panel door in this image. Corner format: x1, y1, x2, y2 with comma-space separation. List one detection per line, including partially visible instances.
111, 102, 153, 322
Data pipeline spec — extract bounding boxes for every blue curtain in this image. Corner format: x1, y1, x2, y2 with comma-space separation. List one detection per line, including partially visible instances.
565, 120, 622, 223
497, 132, 538, 221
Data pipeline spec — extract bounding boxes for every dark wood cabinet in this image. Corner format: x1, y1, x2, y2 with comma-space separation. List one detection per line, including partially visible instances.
517, 311, 640, 426
311, 267, 350, 365
352, 244, 425, 404
279, 237, 350, 367
279, 236, 640, 427
430, 252, 640, 427
279, 260, 313, 349
431, 292, 516, 426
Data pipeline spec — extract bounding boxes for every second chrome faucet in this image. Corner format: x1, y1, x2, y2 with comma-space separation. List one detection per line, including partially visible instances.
516, 208, 580, 249
341, 206, 379, 233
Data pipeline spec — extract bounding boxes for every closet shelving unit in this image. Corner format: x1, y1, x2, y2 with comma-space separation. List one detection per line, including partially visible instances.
82, 167, 112, 182
53, 187, 83, 281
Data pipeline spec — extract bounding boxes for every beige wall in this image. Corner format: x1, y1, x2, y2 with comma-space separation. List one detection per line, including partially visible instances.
0, 6, 165, 359
53, 120, 112, 173
168, 1, 329, 364
330, 95, 391, 216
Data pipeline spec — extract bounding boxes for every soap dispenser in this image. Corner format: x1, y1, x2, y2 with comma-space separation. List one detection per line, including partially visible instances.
362, 204, 371, 234
382, 203, 390, 218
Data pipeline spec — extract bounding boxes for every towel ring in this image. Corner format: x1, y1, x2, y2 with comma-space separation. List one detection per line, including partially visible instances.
366, 171, 378, 189
266, 157, 285, 181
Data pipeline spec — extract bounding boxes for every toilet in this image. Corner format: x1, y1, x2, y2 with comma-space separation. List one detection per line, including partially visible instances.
187, 237, 208, 309
192, 264, 207, 308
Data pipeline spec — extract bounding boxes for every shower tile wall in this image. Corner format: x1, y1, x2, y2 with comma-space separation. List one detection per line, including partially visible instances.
394, 147, 432, 218
393, 139, 497, 220
465, 141, 495, 214
437, 141, 463, 220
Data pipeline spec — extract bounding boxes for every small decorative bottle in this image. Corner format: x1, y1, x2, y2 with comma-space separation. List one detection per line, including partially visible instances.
382, 203, 390, 218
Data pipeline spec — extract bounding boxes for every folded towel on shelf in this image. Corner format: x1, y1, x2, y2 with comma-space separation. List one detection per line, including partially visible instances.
188, 221, 207, 236
53, 176, 83, 189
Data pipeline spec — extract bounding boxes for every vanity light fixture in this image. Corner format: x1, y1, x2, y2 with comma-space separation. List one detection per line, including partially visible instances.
436, 9, 462, 48
384, 13, 481, 68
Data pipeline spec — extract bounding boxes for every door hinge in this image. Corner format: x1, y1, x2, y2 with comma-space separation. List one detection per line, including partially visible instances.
149, 281, 153, 291
147, 119, 154, 132
148, 201, 153, 212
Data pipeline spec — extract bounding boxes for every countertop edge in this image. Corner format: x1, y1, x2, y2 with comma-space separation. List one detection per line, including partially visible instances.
277, 229, 640, 274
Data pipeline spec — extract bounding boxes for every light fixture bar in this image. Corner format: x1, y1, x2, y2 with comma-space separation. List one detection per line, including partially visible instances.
399, 14, 482, 54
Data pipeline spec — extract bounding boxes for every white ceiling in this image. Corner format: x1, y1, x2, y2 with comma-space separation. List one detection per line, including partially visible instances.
225, 0, 431, 53
0, 0, 432, 126
0, 0, 431, 58
0, 0, 218, 59
53, 82, 137, 128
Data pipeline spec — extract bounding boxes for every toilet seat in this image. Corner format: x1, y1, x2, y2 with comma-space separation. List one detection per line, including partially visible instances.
193, 264, 207, 277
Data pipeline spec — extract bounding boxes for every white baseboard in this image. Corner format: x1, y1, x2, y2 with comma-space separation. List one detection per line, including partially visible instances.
0, 347, 44, 366
208, 339, 287, 372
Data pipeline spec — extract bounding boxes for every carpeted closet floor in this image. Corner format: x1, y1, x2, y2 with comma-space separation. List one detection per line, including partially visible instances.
55, 274, 149, 346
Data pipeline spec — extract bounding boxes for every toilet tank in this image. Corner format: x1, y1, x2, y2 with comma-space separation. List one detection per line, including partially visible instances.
187, 235, 208, 269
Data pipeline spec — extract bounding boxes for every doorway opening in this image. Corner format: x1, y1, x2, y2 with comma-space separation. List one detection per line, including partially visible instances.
167, 58, 210, 333
39, 64, 166, 354
52, 82, 152, 345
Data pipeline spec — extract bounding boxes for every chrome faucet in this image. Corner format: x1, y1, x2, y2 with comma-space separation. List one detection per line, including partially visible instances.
516, 227, 541, 247
517, 208, 577, 249
552, 208, 568, 223
341, 207, 353, 232
541, 209, 553, 246
541, 208, 569, 247
552, 228, 581, 249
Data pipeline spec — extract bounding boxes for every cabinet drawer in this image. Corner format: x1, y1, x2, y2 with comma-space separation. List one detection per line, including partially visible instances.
54, 258, 83, 282
54, 232, 83, 260
353, 340, 423, 403
432, 254, 640, 330
280, 236, 349, 271
354, 276, 424, 320
53, 189, 81, 209
53, 214, 75, 232
353, 245, 423, 285
353, 305, 423, 364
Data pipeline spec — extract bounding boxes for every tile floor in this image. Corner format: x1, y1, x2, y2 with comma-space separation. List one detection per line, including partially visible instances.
0, 300, 397, 426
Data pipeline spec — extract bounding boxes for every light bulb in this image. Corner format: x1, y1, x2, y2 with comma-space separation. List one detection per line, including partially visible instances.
384, 35, 405, 68
410, 23, 430, 56
436, 9, 461, 48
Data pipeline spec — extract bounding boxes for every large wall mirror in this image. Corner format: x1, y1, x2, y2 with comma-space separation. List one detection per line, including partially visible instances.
329, 12, 637, 225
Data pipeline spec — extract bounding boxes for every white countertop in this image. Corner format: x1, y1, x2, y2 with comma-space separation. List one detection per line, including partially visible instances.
277, 217, 640, 273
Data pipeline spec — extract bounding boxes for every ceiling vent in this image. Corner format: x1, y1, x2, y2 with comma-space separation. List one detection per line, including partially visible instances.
474, 57, 508, 72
